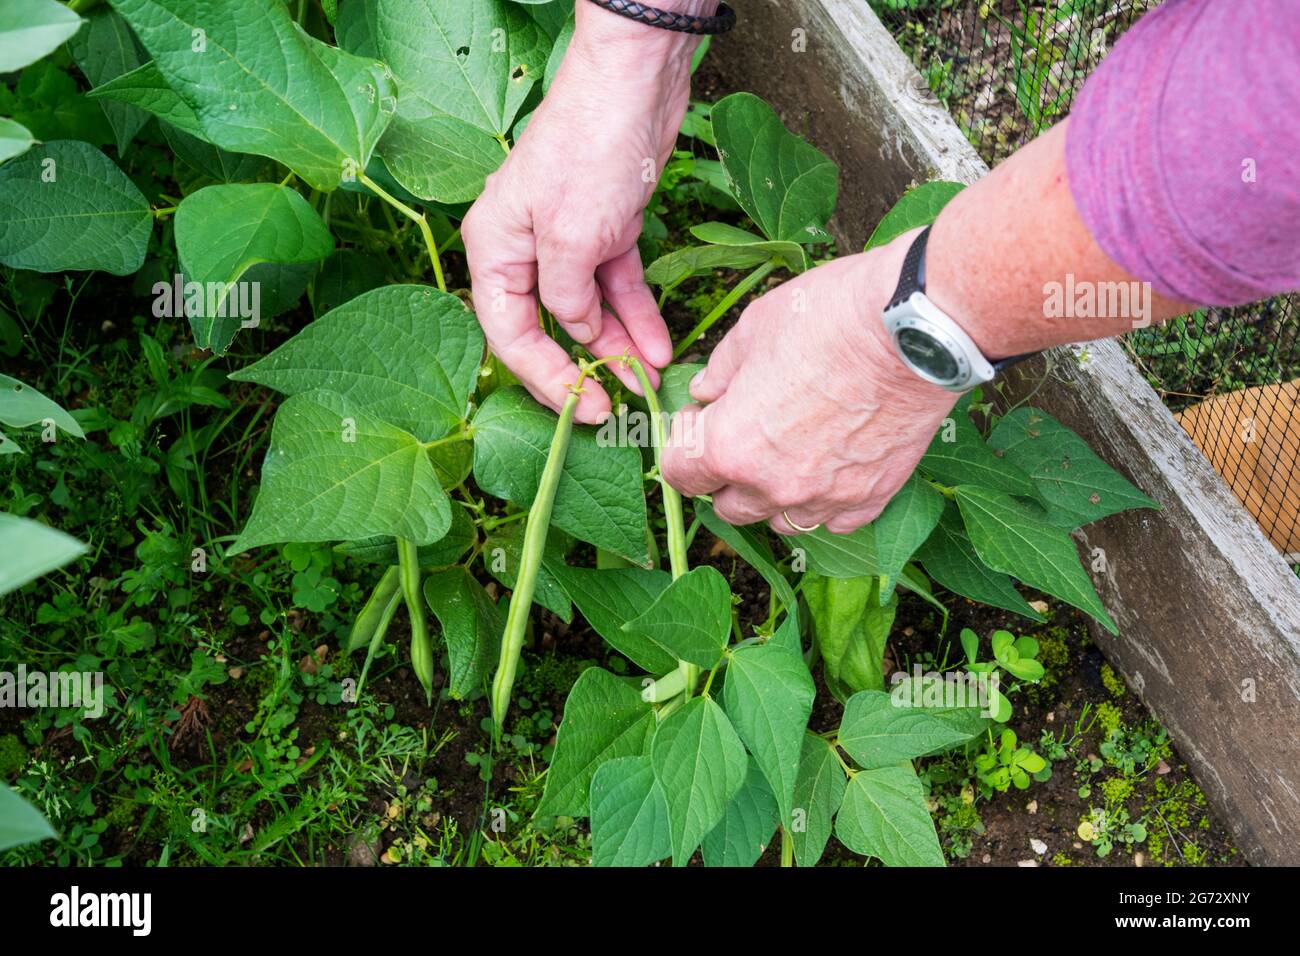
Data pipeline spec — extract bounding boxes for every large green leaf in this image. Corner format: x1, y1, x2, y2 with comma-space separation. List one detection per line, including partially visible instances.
839, 690, 985, 769
0, 0, 82, 73
789, 733, 846, 867
372, 0, 546, 137
422, 567, 501, 699
872, 475, 944, 599
230, 390, 451, 553
990, 407, 1158, 528
701, 761, 779, 867
709, 92, 837, 244
623, 565, 732, 669
550, 565, 677, 674
0, 374, 84, 440
915, 503, 1044, 621
357, 0, 549, 202
536, 668, 655, 819
0, 513, 87, 596
864, 181, 965, 251
472, 386, 648, 565
589, 755, 671, 868
0, 141, 150, 275
696, 502, 797, 613
0, 783, 56, 852
67, 8, 150, 153
230, 285, 482, 442
651, 696, 748, 865
720, 636, 815, 829
787, 524, 878, 578
956, 485, 1116, 632
835, 765, 944, 867
804, 573, 893, 700
109, 0, 395, 191
372, 109, 506, 205
918, 397, 1035, 496
175, 183, 333, 352
0, 119, 33, 164
87, 60, 205, 136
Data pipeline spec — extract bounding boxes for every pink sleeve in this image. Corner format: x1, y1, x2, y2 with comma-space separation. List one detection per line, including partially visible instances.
1065, 0, 1300, 306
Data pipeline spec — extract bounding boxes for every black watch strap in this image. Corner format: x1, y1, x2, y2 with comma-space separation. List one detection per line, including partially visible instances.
585, 0, 737, 35
885, 226, 1034, 372
886, 225, 931, 311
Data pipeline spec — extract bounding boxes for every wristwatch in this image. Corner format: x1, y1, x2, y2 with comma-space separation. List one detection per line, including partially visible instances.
881, 226, 1032, 392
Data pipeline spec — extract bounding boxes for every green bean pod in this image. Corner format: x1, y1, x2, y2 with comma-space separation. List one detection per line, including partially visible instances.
397, 537, 434, 702
489, 388, 580, 736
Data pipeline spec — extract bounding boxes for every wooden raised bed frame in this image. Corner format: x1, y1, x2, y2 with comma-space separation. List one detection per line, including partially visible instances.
709, 0, 1300, 865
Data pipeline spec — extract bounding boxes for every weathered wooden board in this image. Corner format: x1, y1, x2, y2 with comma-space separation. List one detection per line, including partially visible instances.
711, 0, 1300, 864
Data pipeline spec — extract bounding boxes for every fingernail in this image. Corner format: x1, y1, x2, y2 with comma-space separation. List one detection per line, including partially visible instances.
689, 371, 705, 394
571, 322, 593, 343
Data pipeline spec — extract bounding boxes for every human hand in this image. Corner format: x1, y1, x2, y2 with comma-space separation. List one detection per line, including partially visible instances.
462, 3, 712, 424
661, 231, 960, 534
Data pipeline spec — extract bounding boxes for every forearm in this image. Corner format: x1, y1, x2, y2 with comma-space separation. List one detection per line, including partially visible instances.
925, 121, 1193, 359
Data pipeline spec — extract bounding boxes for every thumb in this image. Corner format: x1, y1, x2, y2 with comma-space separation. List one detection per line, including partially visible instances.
689, 322, 749, 404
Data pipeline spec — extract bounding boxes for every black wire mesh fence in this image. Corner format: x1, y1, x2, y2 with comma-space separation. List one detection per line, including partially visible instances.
871, 0, 1300, 558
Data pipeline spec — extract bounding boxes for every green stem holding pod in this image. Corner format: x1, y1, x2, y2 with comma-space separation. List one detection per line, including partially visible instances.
627, 358, 697, 696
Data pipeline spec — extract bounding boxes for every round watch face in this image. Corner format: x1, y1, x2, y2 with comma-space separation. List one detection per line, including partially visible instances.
896, 327, 960, 382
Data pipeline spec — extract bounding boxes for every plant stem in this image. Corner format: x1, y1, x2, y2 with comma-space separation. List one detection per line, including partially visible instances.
66, 0, 103, 13
480, 510, 527, 533
641, 667, 687, 703
926, 479, 956, 499
673, 259, 776, 359
628, 358, 698, 697
359, 172, 447, 293
152, 206, 177, 219
397, 537, 433, 704
489, 387, 581, 737
780, 826, 794, 867
628, 359, 688, 580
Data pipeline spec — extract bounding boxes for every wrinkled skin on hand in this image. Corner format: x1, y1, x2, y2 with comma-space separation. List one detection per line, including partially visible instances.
462, 18, 698, 424
662, 234, 959, 535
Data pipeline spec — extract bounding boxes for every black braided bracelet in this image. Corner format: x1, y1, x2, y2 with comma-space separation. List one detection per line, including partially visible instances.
585, 0, 737, 36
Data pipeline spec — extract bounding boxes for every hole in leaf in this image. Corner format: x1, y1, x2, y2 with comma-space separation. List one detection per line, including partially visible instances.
455, 46, 470, 60
511, 65, 525, 80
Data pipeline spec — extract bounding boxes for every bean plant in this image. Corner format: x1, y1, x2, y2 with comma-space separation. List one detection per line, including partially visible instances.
0, 0, 1158, 865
